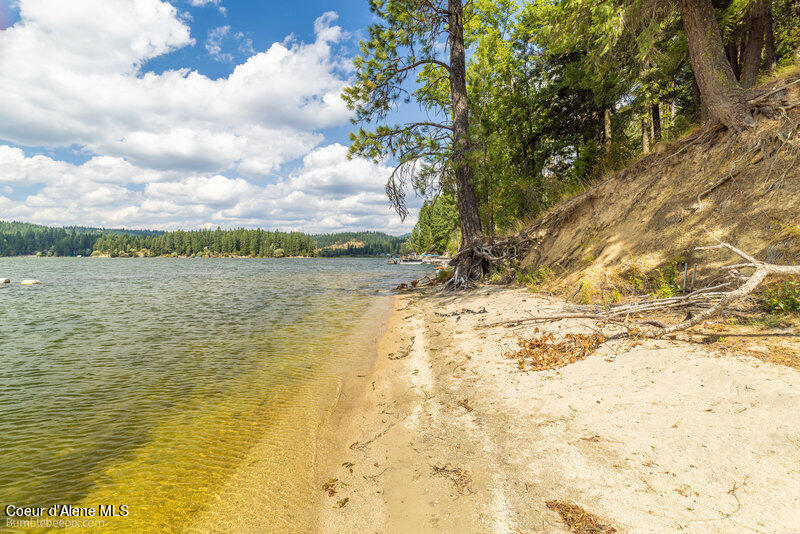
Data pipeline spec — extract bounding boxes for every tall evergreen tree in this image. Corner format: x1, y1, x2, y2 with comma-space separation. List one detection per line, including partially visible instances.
344, 0, 483, 249
679, 0, 754, 130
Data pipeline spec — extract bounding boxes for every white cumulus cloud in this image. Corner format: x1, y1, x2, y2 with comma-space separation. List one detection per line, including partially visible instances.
0, 2, 414, 233
0, 144, 417, 233
0, 2, 351, 175
206, 25, 233, 62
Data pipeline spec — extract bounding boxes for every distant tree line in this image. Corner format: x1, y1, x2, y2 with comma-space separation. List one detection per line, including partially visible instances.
313, 231, 406, 257
0, 221, 405, 258
0, 221, 157, 257
94, 228, 317, 257
410, 195, 460, 256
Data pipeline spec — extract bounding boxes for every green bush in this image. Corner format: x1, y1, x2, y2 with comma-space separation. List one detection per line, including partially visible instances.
761, 278, 800, 313
652, 263, 681, 298
436, 268, 454, 283
628, 261, 682, 298
514, 266, 553, 288
487, 269, 507, 284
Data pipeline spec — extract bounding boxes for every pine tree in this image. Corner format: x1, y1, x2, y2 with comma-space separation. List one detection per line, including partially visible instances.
344, 0, 482, 248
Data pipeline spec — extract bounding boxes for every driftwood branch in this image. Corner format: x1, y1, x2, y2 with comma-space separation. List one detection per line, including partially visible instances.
487, 230, 799, 338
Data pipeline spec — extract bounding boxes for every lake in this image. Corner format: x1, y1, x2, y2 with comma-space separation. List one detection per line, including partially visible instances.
0, 257, 428, 532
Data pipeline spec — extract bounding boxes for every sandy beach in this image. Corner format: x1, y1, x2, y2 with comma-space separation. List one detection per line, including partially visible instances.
312, 286, 800, 533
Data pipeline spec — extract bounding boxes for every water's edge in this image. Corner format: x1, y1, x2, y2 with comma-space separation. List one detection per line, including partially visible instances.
186, 294, 395, 533
0, 257, 427, 533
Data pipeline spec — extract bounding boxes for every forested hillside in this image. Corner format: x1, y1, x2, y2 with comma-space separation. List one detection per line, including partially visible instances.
345, 0, 800, 262
313, 232, 405, 256
0, 221, 160, 257
512, 74, 800, 301
93, 228, 317, 257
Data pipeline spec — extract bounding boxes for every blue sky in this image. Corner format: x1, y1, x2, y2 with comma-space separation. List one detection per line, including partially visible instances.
0, 0, 423, 233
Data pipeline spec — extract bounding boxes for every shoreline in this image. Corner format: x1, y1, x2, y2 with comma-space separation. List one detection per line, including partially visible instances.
311, 285, 800, 532
186, 294, 395, 533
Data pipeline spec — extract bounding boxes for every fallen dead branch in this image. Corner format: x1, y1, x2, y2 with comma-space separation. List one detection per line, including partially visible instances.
435, 307, 487, 317
349, 414, 410, 451
489, 230, 800, 338
659, 229, 800, 336
457, 398, 474, 412
749, 77, 800, 105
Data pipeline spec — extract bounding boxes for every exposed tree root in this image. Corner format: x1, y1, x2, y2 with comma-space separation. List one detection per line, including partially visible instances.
446, 235, 524, 289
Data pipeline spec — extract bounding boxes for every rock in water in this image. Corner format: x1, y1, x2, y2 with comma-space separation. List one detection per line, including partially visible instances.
20, 279, 41, 285
0, 278, 10, 284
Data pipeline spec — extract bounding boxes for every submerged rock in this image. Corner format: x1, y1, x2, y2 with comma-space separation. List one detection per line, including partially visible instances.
20, 279, 41, 285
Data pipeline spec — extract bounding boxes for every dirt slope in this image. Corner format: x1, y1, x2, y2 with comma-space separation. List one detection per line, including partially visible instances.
518, 73, 800, 294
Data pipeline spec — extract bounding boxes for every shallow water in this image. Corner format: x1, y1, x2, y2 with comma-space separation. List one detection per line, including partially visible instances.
0, 257, 428, 532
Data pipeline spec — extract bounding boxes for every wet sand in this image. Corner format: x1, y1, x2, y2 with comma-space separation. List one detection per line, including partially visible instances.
312, 286, 800, 533
188, 296, 395, 533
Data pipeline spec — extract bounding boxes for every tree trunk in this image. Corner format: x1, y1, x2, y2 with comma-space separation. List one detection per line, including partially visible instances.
740, 0, 769, 88
679, 0, 754, 130
641, 113, 650, 154
725, 41, 740, 79
604, 107, 612, 144
764, 4, 777, 71
692, 74, 708, 122
651, 103, 662, 141
448, 0, 481, 248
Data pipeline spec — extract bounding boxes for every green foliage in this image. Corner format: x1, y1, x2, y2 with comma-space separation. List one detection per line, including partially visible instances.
391, 0, 800, 237
411, 193, 460, 254
514, 265, 554, 288
462, 0, 674, 234
436, 267, 454, 283
487, 268, 507, 284
651, 263, 682, 298
772, 0, 800, 67
0, 220, 160, 257
313, 232, 405, 257
627, 261, 683, 298
343, 0, 460, 220
761, 278, 800, 313
0, 221, 405, 259
774, 221, 800, 240
93, 228, 317, 258
399, 238, 415, 255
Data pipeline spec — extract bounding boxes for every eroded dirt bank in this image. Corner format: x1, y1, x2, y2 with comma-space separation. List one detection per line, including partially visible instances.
312, 286, 800, 533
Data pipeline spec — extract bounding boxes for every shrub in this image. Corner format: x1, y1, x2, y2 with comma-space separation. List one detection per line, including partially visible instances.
514, 266, 553, 288
652, 263, 681, 298
436, 268, 454, 283
761, 278, 800, 313
609, 289, 622, 303
627, 261, 682, 298
487, 269, 507, 284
